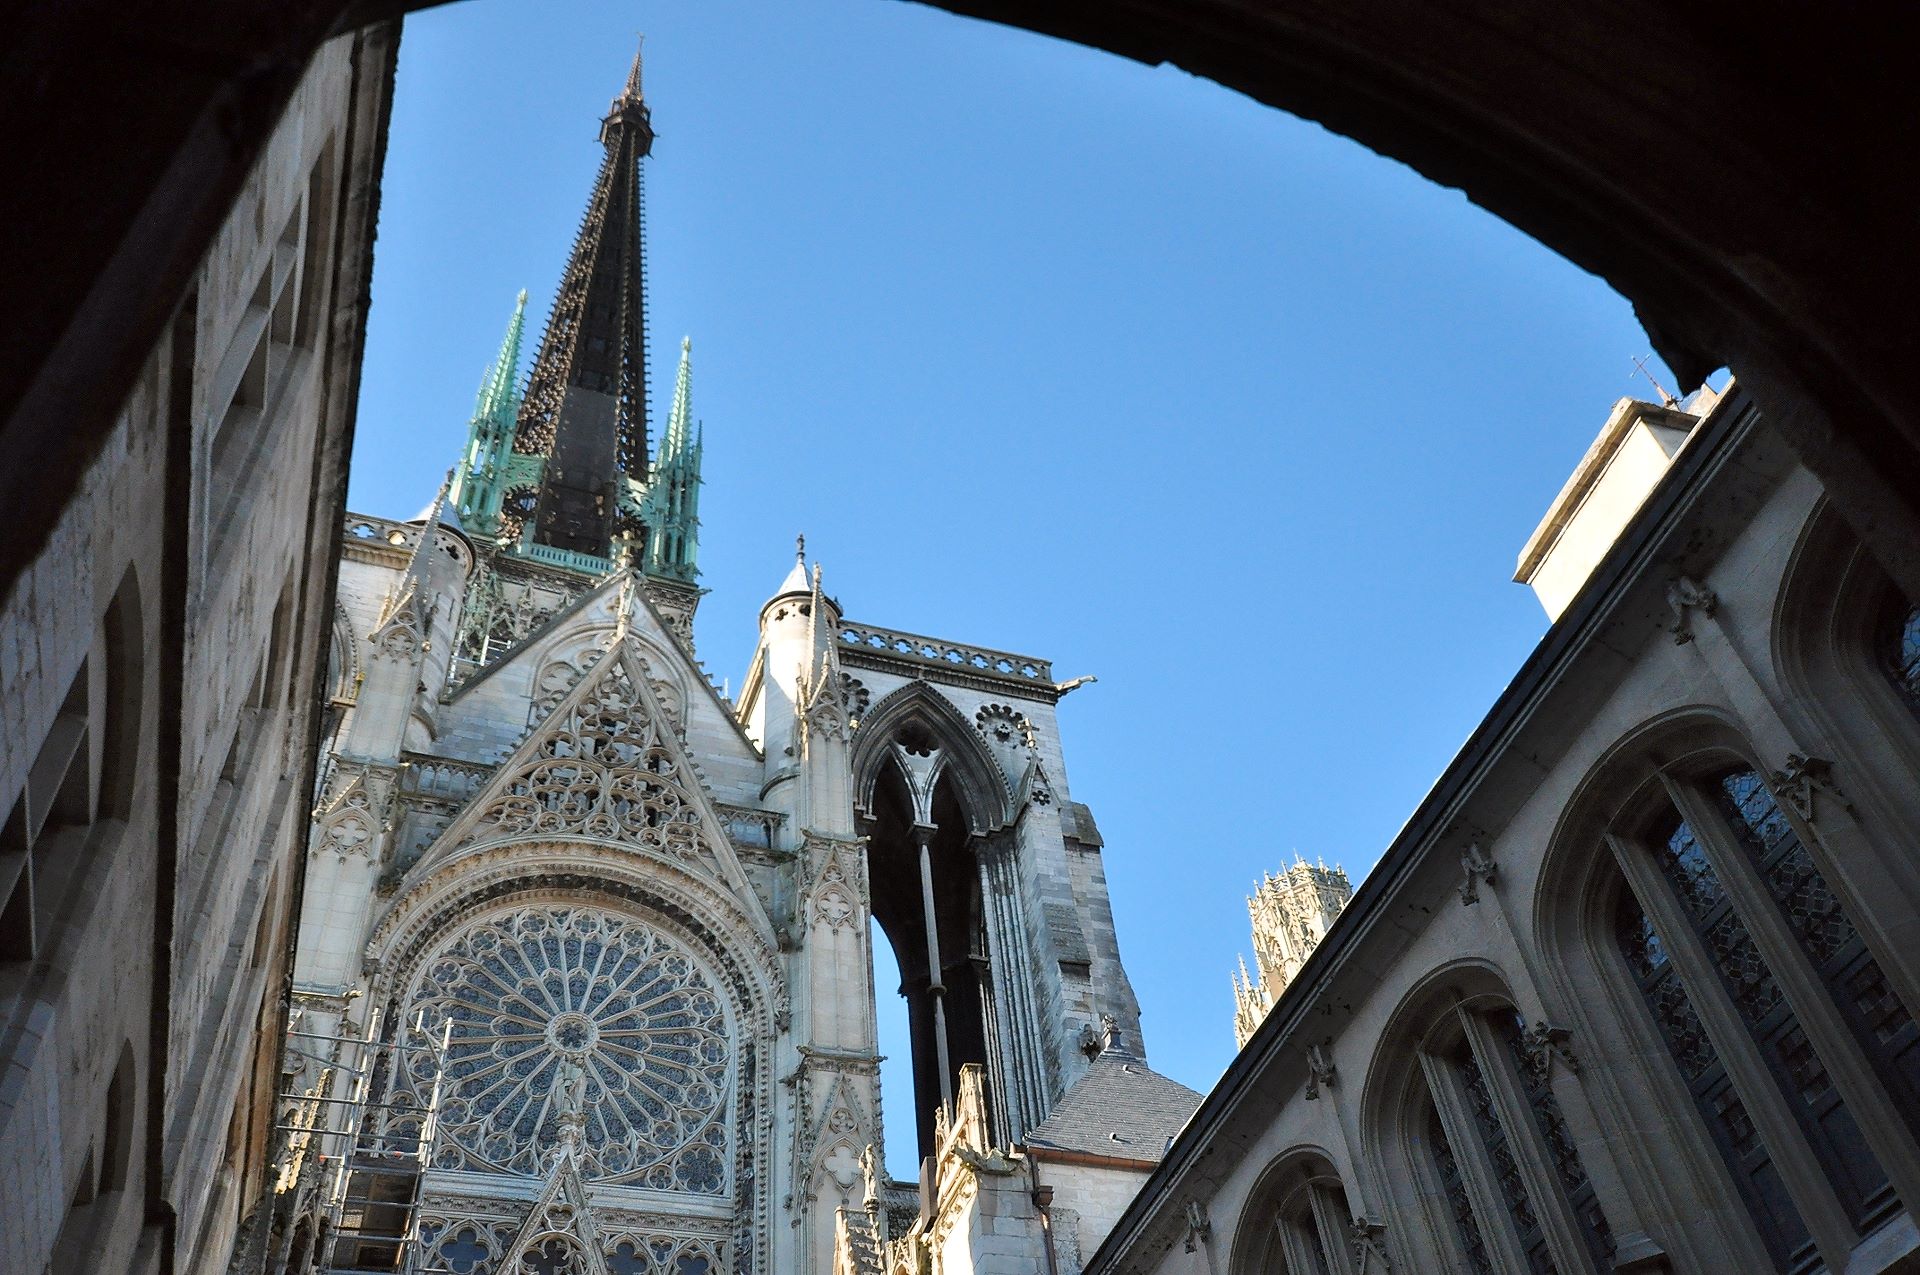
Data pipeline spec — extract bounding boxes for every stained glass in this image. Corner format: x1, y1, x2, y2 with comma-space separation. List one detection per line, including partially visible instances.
399, 904, 731, 1189
1429, 1105, 1495, 1275
1888, 601, 1920, 714
1496, 1011, 1613, 1270
1457, 1046, 1557, 1275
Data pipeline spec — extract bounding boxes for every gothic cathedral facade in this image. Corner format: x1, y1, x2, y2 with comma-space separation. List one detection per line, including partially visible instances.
275, 52, 1190, 1275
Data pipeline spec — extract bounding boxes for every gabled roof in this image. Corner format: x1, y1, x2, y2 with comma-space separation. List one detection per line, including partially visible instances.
1024, 1046, 1202, 1166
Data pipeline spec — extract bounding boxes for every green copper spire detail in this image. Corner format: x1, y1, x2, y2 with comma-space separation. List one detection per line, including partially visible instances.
453, 290, 529, 536
642, 336, 702, 582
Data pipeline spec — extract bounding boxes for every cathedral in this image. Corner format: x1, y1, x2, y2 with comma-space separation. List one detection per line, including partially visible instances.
271, 52, 1197, 1275
8, 15, 1920, 1275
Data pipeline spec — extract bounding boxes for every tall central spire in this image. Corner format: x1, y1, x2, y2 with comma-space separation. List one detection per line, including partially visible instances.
505, 42, 655, 559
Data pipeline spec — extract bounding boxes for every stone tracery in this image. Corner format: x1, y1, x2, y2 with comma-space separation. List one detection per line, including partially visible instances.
398, 904, 732, 1189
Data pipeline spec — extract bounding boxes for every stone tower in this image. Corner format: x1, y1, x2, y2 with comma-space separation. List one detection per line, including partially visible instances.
1232, 859, 1352, 1047
267, 49, 1175, 1275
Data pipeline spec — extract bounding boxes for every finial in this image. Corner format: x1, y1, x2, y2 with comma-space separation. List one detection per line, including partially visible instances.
796, 534, 806, 563
1631, 353, 1679, 408
682, 334, 691, 353
624, 36, 645, 100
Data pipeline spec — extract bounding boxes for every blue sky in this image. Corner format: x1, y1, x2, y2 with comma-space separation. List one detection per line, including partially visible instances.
350, 0, 1692, 1176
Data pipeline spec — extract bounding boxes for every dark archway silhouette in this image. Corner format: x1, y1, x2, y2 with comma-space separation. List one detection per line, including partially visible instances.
4, 3, 1918, 605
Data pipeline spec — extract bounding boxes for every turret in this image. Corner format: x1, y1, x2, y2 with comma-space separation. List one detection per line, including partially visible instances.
751, 540, 822, 800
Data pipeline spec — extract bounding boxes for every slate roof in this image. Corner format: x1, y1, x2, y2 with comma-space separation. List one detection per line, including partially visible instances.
1024, 1046, 1203, 1163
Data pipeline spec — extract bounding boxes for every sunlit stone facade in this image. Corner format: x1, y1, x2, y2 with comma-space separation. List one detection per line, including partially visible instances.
1087, 385, 1920, 1275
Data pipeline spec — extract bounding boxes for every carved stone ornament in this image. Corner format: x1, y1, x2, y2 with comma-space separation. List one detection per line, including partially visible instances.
1304, 1041, 1337, 1100
1519, 1020, 1579, 1083
1182, 1199, 1212, 1253
801, 663, 853, 744
1350, 1215, 1392, 1273
1665, 574, 1718, 645
1458, 842, 1497, 906
975, 703, 1034, 750
840, 675, 871, 728
1077, 1013, 1117, 1060
1768, 752, 1850, 822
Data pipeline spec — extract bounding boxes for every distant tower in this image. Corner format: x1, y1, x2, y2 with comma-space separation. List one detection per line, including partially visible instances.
1233, 858, 1353, 1047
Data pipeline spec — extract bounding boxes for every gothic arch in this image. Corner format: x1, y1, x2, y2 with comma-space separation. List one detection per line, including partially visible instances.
370, 840, 782, 1026
849, 680, 1018, 1157
1772, 501, 1920, 863
1356, 958, 1515, 1275
328, 602, 361, 705
1534, 706, 1920, 1271
1530, 707, 1777, 1270
850, 680, 1012, 835
365, 841, 782, 1274
1227, 1144, 1350, 1275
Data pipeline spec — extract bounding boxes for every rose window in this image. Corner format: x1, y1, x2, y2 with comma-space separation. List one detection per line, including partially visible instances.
401, 905, 731, 1189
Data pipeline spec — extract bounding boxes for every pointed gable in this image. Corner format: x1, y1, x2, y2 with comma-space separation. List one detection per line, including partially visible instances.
444, 569, 761, 789
414, 632, 775, 944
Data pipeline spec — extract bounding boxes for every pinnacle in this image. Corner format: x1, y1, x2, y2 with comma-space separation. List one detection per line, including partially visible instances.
620, 37, 645, 104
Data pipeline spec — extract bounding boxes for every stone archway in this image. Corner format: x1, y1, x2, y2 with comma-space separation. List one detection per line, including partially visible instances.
5, 2, 1919, 602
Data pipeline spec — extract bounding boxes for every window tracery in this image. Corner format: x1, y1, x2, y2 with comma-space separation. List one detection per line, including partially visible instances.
1494, 1012, 1613, 1267
1264, 1171, 1352, 1275
1428, 1105, 1494, 1275
1710, 770, 1920, 1124
1453, 1042, 1556, 1275
398, 904, 731, 1189
1416, 1002, 1616, 1274
1612, 886, 1812, 1268
1642, 787, 1895, 1233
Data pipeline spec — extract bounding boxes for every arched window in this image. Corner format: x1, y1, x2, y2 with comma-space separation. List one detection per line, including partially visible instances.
1271, 1171, 1351, 1275
1415, 1001, 1615, 1274
1232, 1151, 1354, 1275
1606, 761, 1916, 1269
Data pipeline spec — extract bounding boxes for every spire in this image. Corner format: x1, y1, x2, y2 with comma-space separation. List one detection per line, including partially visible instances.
641, 336, 703, 582
663, 335, 693, 457
504, 44, 655, 558
620, 37, 644, 104
452, 290, 528, 534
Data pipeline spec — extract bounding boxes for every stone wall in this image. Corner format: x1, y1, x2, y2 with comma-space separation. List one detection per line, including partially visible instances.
1090, 391, 1920, 1274
0, 27, 395, 1275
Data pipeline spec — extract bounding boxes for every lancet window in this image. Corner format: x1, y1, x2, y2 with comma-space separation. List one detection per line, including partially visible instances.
1266, 1169, 1353, 1275
1416, 1001, 1614, 1274
1607, 760, 1916, 1270
1427, 1105, 1494, 1275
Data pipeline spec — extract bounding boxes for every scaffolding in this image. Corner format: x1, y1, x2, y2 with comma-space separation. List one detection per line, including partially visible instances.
275, 1008, 454, 1275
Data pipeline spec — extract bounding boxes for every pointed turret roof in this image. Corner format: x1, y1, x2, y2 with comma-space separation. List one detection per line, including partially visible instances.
508, 40, 655, 557
774, 536, 811, 599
